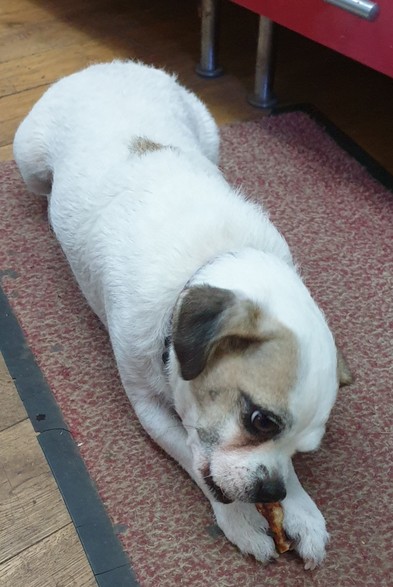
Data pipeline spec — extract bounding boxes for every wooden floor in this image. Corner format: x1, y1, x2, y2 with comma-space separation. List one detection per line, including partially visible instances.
0, 354, 96, 586
1, 1, 393, 585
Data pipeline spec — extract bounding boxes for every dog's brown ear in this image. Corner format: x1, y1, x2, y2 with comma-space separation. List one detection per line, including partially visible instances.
172, 285, 261, 380
337, 346, 353, 387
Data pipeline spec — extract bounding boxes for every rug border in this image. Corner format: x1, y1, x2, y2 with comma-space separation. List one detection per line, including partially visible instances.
0, 286, 139, 587
271, 103, 393, 193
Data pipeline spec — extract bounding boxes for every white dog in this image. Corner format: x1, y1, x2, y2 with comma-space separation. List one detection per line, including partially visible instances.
14, 61, 350, 569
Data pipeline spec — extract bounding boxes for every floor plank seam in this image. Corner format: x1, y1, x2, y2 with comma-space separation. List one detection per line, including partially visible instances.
0, 416, 28, 432
0, 81, 51, 101
0, 522, 73, 567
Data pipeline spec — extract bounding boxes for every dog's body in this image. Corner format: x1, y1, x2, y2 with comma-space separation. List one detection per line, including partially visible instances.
14, 61, 346, 569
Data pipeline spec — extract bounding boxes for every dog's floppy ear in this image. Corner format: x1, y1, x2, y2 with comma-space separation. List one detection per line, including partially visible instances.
172, 285, 261, 380
336, 346, 353, 387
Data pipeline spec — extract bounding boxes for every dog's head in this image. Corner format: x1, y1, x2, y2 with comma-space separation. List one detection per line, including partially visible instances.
168, 250, 347, 504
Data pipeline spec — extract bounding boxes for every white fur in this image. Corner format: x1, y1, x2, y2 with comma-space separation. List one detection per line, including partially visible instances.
14, 61, 338, 569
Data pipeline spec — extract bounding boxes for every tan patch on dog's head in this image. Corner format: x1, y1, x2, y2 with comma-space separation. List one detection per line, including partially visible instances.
195, 319, 298, 412
131, 137, 166, 156
173, 285, 298, 413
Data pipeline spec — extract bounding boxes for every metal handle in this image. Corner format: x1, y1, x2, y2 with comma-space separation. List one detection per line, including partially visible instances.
324, 0, 380, 21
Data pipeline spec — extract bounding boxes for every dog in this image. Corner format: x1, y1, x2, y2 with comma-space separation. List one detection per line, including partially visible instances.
14, 61, 351, 569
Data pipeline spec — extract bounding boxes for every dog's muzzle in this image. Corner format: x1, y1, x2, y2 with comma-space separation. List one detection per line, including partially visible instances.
201, 464, 232, 504
201, 464, 286, 504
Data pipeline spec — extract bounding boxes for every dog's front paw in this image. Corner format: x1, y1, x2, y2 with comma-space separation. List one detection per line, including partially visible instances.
212, 501, 278, 564
283, 497, 329, 570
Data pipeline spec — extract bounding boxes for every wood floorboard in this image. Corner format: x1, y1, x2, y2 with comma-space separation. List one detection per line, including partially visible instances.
1, 86, 51, 148
0, 354, 26, 432
0, 355, 96, 585
0, 145, 14, 160
0, 419, 70, 565
0, 41, 117, 99
0, 523, 97, 587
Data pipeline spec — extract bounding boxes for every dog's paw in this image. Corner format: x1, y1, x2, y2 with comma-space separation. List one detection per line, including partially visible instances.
283, 496, 329, 569
212, 501, 278, 564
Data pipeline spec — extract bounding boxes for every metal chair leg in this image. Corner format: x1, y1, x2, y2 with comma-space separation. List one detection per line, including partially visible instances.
248, 16, 277, 108
196, 0, 224, 78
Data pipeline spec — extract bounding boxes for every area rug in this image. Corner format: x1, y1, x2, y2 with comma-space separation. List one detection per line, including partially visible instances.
1, 110, 392, 586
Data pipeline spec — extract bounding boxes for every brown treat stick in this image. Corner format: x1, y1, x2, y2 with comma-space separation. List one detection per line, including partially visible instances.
256, 502, 293, 554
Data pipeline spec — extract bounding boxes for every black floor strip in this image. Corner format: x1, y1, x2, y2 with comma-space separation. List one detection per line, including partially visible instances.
0, 286, 139, 587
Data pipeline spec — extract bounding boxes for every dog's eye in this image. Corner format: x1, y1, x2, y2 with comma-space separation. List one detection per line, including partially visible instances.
250, 410, 280, 436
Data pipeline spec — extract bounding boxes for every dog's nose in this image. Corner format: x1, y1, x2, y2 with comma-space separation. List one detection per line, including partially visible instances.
251, 477, 287, 503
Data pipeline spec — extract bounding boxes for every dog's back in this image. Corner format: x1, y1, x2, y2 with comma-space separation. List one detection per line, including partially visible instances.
13, 59, 293, 384
13, 60, 219, 197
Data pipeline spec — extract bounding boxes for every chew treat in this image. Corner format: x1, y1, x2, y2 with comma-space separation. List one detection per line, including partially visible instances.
256, 502, 293, 554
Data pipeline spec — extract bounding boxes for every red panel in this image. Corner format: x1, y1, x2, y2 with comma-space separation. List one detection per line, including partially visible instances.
232, 0, 393, 78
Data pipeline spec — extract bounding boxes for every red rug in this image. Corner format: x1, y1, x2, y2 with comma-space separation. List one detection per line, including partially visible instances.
1, 111, 392, 586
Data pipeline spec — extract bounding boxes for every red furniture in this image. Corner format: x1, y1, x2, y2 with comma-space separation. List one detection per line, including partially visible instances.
197, 0, 393, 108
233, 0, 393, 79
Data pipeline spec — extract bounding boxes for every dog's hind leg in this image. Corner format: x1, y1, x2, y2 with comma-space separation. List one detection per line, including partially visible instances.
13, 103, 53, 196
179, 87, 220, 165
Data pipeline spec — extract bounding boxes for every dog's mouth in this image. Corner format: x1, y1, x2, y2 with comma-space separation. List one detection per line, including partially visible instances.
201, 464, 232, 504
